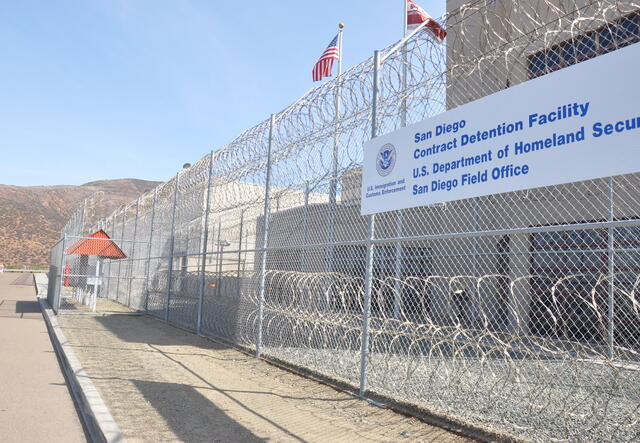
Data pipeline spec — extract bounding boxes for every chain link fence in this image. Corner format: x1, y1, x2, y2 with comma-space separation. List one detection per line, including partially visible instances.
52, 1, 640, 440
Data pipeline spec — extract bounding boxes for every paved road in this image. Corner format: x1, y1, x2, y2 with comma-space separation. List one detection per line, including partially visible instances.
0, 273, 86, 443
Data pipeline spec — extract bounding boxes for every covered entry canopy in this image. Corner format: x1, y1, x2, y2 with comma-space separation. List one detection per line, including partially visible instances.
65, 229, 127, 259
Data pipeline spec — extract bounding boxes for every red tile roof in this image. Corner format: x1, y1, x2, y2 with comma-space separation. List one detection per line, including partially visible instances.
65, 230, 127, 259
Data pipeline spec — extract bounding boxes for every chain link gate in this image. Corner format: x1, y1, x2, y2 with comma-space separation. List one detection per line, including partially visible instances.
53, 1, 640, 440
46, 234, 135, 313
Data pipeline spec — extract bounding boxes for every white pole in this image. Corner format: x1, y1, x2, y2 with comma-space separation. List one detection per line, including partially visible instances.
337, 24, 343, 76
325, 24, 344, 275
381, 16, 430, 64
404, 0, 408, 37
392, 2, 409, 319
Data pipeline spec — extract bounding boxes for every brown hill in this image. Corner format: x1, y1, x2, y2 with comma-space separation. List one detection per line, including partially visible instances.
0, 179, 160, 269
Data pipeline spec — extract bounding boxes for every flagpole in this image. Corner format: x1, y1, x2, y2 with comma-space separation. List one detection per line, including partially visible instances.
381, 17, 430, 63
404, 0, 408, 36
402, 1, 408, 126
338, 23, 344, 76
325, 23, 344, 274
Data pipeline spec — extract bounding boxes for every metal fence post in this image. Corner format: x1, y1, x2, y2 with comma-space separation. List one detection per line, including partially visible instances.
126, 198, 140, 307
104, 215, 115, 300
236, 209, 245, 299
392, 214, 404, 318
214, 217, 223, 299
144, 188, 158, 313
473, 200, 479, 276
607, 176, 615, 359
197, 151, 215, 334
256, 113, 276, 357
56, 234, 67, 314
165, 173, 181, 322
80, 198, 87, 235
359, 50, 380, 397
302, 182, 312, 305
115, 210, 126, 303
302, 181, 310, 273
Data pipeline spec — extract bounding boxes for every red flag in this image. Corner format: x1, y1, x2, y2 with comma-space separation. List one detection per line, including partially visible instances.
407, 0, 447, 42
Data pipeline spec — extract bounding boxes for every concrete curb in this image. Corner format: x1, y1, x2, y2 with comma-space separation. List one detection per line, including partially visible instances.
38, 297, 126, 443
33, 273, 48, 297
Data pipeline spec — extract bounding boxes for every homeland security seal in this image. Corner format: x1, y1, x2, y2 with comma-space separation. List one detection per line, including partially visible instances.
376, 143, 396, 177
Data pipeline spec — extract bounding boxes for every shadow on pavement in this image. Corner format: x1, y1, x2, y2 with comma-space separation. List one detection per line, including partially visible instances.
10, 273, 33, 285
93, 314, 230, 349
61, 314, 468, 442
15, 300, 41, 314
131, 379, 262, 442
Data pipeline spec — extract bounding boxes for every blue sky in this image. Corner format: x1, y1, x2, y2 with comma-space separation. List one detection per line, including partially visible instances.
0, 0, 445, 186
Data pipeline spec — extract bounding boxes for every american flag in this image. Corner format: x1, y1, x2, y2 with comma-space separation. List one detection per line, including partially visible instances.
407, 0, 447, 42
312, 34, 340, 82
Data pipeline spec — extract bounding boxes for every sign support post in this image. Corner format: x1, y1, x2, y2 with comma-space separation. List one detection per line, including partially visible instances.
359, 50, 380, 397
607, 177, 615, 359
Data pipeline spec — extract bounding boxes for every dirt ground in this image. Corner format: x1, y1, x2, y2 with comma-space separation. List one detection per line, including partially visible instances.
61, 295, 138, 313
57, 312, 472, 442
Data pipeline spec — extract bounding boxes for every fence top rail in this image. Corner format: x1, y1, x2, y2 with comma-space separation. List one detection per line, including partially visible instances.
3, 269, 48, 273
116, 216, 640, 263
61, 235, 150, 243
